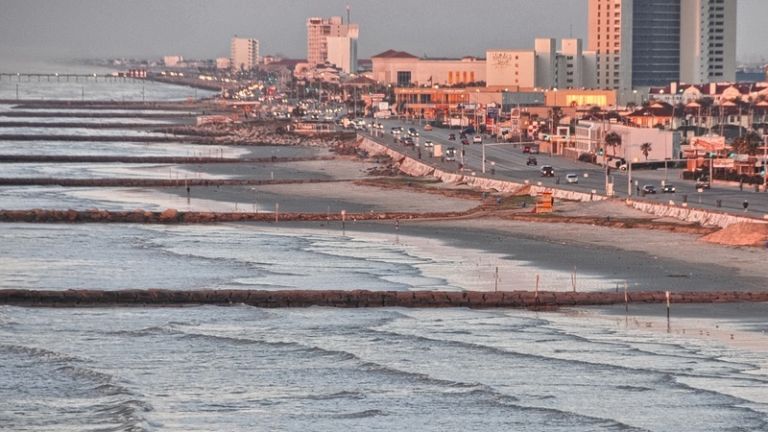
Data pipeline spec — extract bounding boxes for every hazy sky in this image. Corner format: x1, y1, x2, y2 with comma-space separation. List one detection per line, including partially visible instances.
1, 0, 767, 63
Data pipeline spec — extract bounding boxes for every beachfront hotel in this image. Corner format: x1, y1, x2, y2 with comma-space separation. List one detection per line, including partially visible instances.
588, 0, 737, 91
306, 16, 359, 69
230, 37, 260, 71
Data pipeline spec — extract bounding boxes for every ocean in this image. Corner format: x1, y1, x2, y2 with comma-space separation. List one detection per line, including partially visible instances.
1, 62, 767, 431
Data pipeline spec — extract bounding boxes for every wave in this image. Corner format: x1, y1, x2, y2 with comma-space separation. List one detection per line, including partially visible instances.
330, 409, 387, 419
305, 390, 366, 401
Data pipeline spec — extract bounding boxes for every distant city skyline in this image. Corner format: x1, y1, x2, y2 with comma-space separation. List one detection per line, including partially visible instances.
1, 0, 767, 64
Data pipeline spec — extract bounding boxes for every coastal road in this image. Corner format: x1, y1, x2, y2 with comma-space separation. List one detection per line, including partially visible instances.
361, 119, 768, 217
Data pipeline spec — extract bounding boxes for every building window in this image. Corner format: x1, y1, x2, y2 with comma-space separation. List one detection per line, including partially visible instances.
397, 71, 411, 86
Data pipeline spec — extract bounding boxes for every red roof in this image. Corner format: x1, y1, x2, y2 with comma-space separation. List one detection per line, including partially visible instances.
372, 49, 418, 59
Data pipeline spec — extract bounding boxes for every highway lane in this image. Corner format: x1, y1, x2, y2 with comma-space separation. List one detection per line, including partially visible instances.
362, 118, 768, 216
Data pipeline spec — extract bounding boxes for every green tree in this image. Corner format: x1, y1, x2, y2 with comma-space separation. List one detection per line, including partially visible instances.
640, 142, 652, 160
604, 131, 622, 157
732, 131, 763, 155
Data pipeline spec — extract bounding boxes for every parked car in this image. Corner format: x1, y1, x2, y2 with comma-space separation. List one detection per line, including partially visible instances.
540, 165, 555, 177
526, 157, 538, 166
473, 135, 483, 144
662, 184, 676, 193
424, 140, 434, 148
642, 184, 657, 194
566, 173, 579, 184
448, 133, 456, 141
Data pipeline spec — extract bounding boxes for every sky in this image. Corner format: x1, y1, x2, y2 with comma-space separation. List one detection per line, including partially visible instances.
1, 0, 767, 64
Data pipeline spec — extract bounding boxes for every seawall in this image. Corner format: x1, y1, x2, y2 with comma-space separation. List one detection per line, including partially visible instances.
1, 289, 766, 308
358, 136, 766, 228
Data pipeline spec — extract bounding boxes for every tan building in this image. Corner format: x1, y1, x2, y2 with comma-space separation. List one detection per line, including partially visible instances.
307, 16, 359, 68
230, 37, 260, 71
486, 50, 536, 88
587, 0, 633, 92
371, 50, 485, 87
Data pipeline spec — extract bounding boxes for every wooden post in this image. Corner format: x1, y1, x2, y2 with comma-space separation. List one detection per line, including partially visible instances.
341, 209, 346, 234
275, 203, 279, 223
534, 274, 540, 301
571, 267, 576, 293
494, 266, 499, 292
624, 281, 629, 314
666, 290, 671, 332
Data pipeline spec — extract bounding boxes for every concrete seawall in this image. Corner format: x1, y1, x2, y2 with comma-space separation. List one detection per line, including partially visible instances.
359, 137, 605, 203
2, 289, 766, 308
359, 136, 766, 228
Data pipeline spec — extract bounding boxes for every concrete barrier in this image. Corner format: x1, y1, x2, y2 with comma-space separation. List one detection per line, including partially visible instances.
2, 289, 767, 308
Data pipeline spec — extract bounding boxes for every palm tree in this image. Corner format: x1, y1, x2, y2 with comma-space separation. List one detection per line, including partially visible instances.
640, 142, 652, 160
604, 131, 622, 157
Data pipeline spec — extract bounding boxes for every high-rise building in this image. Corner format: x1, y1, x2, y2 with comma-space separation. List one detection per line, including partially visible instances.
588, 0, 736, 91
587, 0, 634, 91
631, 0, 681, 87
326, 35, 358, 74
230, 37, 260, 71
680, 0, 737, 84
306, 16, 359, 68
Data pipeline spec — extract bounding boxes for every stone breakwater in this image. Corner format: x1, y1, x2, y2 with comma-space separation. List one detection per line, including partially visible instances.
0, 178, 344, 187
0, 208, 478, 224
1, 289, 766, 308
0, 155, 334, 164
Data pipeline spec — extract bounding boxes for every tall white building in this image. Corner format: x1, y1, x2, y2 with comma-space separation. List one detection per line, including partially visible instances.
230, 37, 260, 71
680, 0, 737, 83
326, 33, 358, 74
306, 16, 359, 68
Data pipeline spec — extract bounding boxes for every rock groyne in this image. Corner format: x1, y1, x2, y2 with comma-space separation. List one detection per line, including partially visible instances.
0, 155, 334, 164
1, 289, 766, 308
0, 207, 478, 224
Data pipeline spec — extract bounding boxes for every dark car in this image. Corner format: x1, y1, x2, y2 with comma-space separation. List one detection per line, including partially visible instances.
460, 133, 468, 140
526, 157, 538, 166
695, 181, 710, 190
461, 139, 470, 145
540, 165, 554, 177
662, 184, 676, 193
642, 184, 657, 194
448, 133, 456, 140
522, 146, 531, 153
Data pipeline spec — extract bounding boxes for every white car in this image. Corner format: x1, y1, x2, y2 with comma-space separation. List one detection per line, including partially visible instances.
424, 140, 434, 148
473, 135, 483, 144
566, 173, 579, 184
